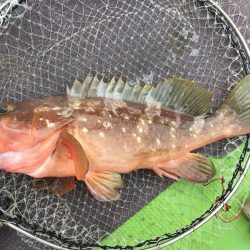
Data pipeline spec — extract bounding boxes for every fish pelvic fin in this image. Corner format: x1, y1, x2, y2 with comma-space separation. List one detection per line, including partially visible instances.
85, 172, 124, 201
217, 74, 250, 137
33, 177, 75, 196
154, 153, 216, 183
67, 74, 212, 116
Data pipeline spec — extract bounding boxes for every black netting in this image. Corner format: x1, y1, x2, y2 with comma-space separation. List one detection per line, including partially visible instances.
0, 0, 250, 249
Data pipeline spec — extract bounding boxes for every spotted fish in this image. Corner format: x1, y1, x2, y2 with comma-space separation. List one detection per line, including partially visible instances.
0, 74, 250, 201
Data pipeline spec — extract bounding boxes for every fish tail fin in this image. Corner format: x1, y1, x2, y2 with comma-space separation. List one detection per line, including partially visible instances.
85, 172, 124, 201
217, 74, 250, 137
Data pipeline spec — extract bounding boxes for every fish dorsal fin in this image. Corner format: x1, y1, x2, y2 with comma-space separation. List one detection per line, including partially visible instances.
67, 75, 213, 116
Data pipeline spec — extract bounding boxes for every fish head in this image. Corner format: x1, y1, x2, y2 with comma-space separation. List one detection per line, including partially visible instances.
0, 97, 75, 152
0, 97, 89, 184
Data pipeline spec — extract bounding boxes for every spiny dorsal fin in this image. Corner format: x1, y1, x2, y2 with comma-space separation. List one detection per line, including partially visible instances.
67, 74, 213, 116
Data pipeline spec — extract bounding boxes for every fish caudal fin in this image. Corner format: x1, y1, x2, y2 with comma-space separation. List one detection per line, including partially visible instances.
85, 172, 124, 201
154, 153, 216, 183
218, 74, 250, 137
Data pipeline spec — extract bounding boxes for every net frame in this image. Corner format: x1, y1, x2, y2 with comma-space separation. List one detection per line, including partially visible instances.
0, 0, 250, 249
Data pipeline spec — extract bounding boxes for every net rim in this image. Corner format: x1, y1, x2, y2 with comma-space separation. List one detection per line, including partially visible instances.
0, 0, 250, 249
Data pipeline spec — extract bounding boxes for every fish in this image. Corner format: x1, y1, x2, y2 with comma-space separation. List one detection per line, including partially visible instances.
0, 74, 250, 201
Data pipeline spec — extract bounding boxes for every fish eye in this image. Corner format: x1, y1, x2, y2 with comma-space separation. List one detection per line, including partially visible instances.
0, 104, 15, 114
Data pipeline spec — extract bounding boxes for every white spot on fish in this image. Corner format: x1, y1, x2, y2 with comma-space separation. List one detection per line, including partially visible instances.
51, 107, 62, 111
122, 127, 126, 133
85, 107, 96, 112
79, 117, 87, 122
103, 121, 112, 128
70, 101, 81, 109
156, 139, 161, 146
148, 119, 153, 125
132, 133, 137, 137
137, 126, 143, 133
45, 119, 55, 128
139, 119, 145, 125
171, 127, 175, 132
189, 118, 204, 134
57, 109, 73, 117
137, 137, 141, 143
99, 132, 105, 138
124, 115, 130, 120
172, 145, 176, 149
49, 123, 56, 128
171, 121, 177, 127
82, 127, 89, 133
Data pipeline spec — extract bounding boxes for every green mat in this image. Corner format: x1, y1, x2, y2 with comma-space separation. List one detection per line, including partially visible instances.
102, 144, 250, 249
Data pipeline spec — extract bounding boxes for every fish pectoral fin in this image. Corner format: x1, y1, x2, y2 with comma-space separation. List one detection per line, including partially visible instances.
32, 177, 75, 196
155, 153, 216, 183
59, 131, 89, 180
35, 131, 89, 179
85, 172, 124, 202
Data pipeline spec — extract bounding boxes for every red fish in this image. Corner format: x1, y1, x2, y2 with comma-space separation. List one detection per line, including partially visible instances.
0, 75, 250, 201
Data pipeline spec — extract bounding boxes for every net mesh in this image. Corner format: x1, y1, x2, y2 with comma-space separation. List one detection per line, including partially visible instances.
0, 0, 249, 249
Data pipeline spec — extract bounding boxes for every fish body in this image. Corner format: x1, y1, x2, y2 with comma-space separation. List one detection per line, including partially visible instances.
0, 75, 250, 201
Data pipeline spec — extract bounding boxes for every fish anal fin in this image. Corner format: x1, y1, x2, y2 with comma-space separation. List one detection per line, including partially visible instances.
85, 172, 124, 201
154, 153, 216, 183
33, 177, 75, 196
